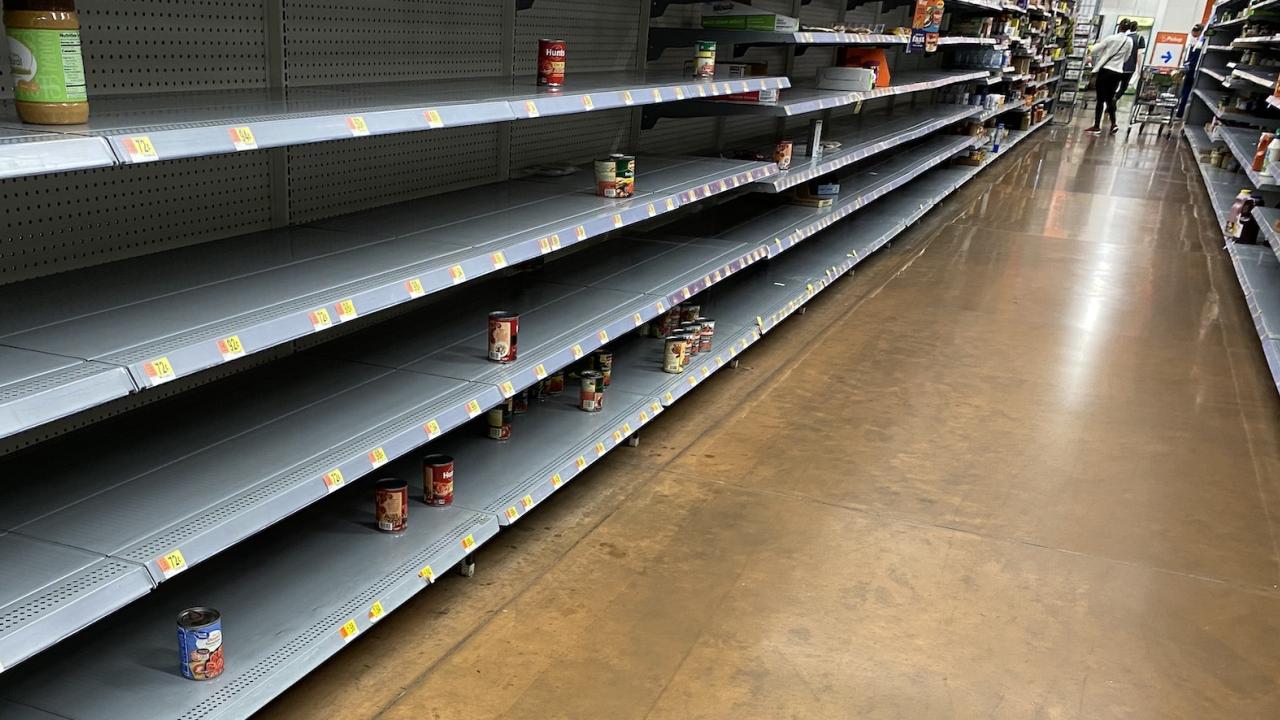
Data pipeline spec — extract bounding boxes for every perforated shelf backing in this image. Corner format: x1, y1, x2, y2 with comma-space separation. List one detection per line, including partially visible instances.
287, 124, 501, 224
514, 0, 643, 76
1, 154, 274, 284
281, 0, 505, 85
510, 109, 635, 172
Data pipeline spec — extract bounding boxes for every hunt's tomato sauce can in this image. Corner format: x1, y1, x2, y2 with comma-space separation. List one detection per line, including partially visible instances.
488, 311, 518, 363
538, 39, 567, 86
423, 454, 455, 506
375, 478, 408, 532
592, 349, 613, 387
579, 370, 605, 412
177, 607, 224, 681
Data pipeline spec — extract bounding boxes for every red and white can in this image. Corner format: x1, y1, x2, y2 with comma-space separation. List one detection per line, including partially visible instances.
547, 371, 566, 395
679, 323, 702, 356
773, 139, 793, 170
663, 335, 687, 374
375, 478, 408, 532
487, 399, 513, 441
512, 388, 530, 414
696, 317, 714, 353
538, 39, 567, 87
679, 304, 701, 324
592, 350, 613, 387
488, 311, 519, 363
580, 370, 605, 412
423, 454, 454, 506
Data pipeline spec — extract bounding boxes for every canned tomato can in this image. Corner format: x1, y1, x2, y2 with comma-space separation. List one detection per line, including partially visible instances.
579, 370, 605, 412
774, 139, 794, 170
594, 157, 619, 198
177, 607, 224, 681
423, 454, 455, 506
679, 323, 702, 356
547, 371, 565, 395
694, 40, 716, 78
538, 38, 566, 86
488, 311, 519, 363
652, 308, 678, 338
663, 335, 687, 373
679, 304, 701, 324
696, 317, 714, 352
375, 478, 408, 533
512, 388, 530, 414
487, 399, 513, 441
533, 380, 551, 400
592, 350, 614, 387
612, 154, 636, 198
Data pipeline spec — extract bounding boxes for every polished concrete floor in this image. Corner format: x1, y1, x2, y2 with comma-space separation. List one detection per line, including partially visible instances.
260, 121, 1280, 719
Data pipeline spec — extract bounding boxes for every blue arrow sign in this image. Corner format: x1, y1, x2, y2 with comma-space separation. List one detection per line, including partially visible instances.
1161, 50, 1174, 63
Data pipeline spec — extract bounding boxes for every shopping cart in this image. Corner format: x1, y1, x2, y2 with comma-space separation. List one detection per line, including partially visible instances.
1126, 65, 1181, 138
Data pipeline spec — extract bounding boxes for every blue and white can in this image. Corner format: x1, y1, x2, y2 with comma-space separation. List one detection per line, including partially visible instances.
177, 607, 224, 680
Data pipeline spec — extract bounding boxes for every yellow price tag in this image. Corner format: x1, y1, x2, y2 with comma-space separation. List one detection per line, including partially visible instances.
575, 226, 587, 241
697, 84, 707, 96
534, 363, 547, 380
419, 565, 435, 581
157, 549, 187, 578
550, 234, 562, 250
310, 308, 333, 331
346, 116, 370, 136
598, 329, 609, 343
339, 619, 359, 642
124, 135, 158, 162
581, 94, 595, 110
639, 411, 648, 423
505, 506, 519, 521
449, 265, 466, 284
613, 213, 623, 228
655, 300, 666, 313
491, 251, 507, 269
621, 89, 635, 105
701, 366, 711, 378
633, 313, 644, 327
461, 534, 477, 552
466, 399, 482, 417
664, 392, 674, 404
424, 419, 441, 438
323, 468, 345, 492
575, 456, 587, 470
755, 316, 764, 328
500, 381, 515, 397
651, 401, 661, 414
335, 299, 358, 321
521, 495, 534, 509
369, 601, 385, 622
368, 447, 388, 468
229, 126, 257, 151
612, 430, 623, 443
143, 356, 175, 386
652, 88, 663, 102
682, 288, 691, 300
674, 86, 685, 100
539, 236, 552, 253
687, 376, 698, 387
647, 203, 657, 217
622, 422, 632, 434
595, 441, 606, 456
551, 473, 563, 488
525, 100, 539, 117
665, 198, 675, 211
216, 335, 245, 361
424, 109, 443, 128
571, 344, 584, 359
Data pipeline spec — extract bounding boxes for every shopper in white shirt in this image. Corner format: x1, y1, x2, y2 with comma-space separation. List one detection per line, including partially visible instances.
1086, 25, 1135, 135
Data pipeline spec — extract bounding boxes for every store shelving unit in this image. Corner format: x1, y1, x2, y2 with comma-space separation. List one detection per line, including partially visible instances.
1231, 66, 1279, 90
1194, 88, 1273, 127
1227, 241, 1280, 393
1183, 125, 1242, 229
1218, 127, 1280, 189
0, 0, 1061, 715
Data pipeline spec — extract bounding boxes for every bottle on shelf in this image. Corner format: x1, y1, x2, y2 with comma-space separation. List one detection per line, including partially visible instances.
3, 0, 89, 125
1265, 129, 1280, 178
1225, 188, 1265, 244
1254, 130, 1275, 172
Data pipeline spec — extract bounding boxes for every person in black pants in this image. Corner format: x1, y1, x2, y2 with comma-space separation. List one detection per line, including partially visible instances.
1086, 27, 1135, 134
1176, 24, 1205, 118
1115, 20, 1147, 100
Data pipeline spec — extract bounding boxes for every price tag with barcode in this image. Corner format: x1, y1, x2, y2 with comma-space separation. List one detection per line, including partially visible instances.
229, 126, 257, 151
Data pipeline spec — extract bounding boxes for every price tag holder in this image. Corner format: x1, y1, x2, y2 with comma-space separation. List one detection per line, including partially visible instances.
701, 366, 711, 378
550, 234, 562, 250
335, 299, 358, 322
622, 422, 632, 434
598, 329, 609, 343
310, 308, 333, 331
575, 456, 587, 470
228, 126, 257, 151
633, 313, 644, 327
534, 364, 548, 380
551, 473, 563, 488
424, 109, 444, 128
581, 94, 595, 110
613, 213, 624, 229
157, 549, 187, 579
339, 619, 360, 642
500, 381, 516, 397
405, 278, 425, 298
612, 430, 623, 443
217, 335, 245, 361
461, 534, 477, 552
368, 601, 386, 622
123, 136, 158, 162
687, 376, 698, 387
419, 565, 435, 582
647, 203, 657, 217
505, 506, 519, 521
595, 441, 606, 456
368, 447, 389, 468
575, 226, 587, 241
571, 344, 584, 359
491, 251, 507, 269
424, 419, 441, 438
664, 391, 674, 404
323, 468, 345, 493
521, 495, 534, 509
525, 100, 539, 118
621, 90, 635, 105
466, 399, 482, 418
346, 116, 370, 136
449, 265, 466, 284
143, 357, 176, 386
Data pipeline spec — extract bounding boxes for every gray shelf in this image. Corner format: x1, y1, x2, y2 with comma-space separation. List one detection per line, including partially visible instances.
1231, 33, 1280, 46
1218, 126, 1280, 189
1194, 88, 1274, 127
0, 127, 115, 180
1231, 66, 1277, 90
1255, 206, 1280, 258
1184, 125, 1249, 233
650, 70, 992, 119
647, 28, 991, 60
0, 532, 154, 672
752, 104, 984, 192
1026, 74, 1062, 88
0, 155, 775, 441
0, 105, 1059, 714
1203, 67, 1231, 84
0, 480, 499, 720
1226, 241, 1280, 394
1209, 15, 1249, 30
0, 347, 136, 440
1204, 44, 1239, 52
0, 73, 790, 177
975, 98, 1027, 121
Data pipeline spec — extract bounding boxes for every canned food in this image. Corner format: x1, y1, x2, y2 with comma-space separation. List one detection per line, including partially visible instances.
533, 380, 551, 400
538, 39, 566, 86
177, 607, 224, 681
663, 335, 687, 373
423, 454, 455, 506
488, 311, 519, 363
774, 139, 794, 170
652, 308, 680, 338
594, 154, 636, 198
696, 317, 714, 353
592, 350, 614, 387
375, 478, 408, 532
694, 40, 717, 78
679, 323, 702, 356
679, 304, 701, 324
547, 371, 565, 395
580, 370, 605, 412
512, 388, 530, 414
487, 399, 513, 441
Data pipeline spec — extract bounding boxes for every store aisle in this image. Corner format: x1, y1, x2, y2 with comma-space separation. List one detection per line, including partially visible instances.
260, 126, 1280, 719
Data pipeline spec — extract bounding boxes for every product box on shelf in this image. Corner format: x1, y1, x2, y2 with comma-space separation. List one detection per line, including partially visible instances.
700, 1, 799, 32
837, 48, 892, 87
816, 66, 875, 91
719, 62, 779, 101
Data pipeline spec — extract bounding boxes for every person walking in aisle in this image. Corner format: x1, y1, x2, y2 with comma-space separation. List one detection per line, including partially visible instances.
1115, 19, 1147, 100
1175, 23, 1205, 118
1085, 25, 1134, 135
